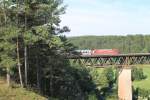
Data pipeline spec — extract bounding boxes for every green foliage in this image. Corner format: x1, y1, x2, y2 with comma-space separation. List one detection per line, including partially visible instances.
133, 87, 150, 99
133, 67, 150, 91
68, 35, 150, 53
89, 69, 101, 86
105, 90, 118, 100
103, 67, 114, 83
132, 67, 147, 81
87, 92, 98, 100
0, 26, 17, 70
0, 0, 79, 99
89, 68, 112, 89
95, 67, 115, 89
88, 67, 116, 99
99, 73, 109, 88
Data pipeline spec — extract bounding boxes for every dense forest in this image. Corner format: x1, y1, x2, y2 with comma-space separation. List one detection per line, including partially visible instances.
68, 35, 150, 53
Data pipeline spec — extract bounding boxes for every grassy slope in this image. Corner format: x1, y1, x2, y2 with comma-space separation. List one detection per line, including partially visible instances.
133, 66, 150, 90
0, 78, 47, 100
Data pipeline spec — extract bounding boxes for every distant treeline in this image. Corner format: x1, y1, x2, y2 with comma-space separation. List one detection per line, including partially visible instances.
68, 35, 150, 53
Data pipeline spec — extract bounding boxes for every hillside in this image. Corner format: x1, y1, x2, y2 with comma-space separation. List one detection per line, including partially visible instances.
0, 77, 46, 100
68, 35, 150, 53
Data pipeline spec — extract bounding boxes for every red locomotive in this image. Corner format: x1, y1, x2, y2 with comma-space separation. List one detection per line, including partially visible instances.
92, 49, 119, 55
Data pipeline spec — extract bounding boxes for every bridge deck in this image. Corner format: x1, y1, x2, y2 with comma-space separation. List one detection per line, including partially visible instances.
68, 53, 150, 59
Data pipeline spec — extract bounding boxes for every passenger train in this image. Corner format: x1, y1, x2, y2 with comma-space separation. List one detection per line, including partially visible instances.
72, 49, 119, 56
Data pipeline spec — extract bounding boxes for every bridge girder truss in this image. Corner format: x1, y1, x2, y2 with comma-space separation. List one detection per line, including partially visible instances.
69, 55, 150, 67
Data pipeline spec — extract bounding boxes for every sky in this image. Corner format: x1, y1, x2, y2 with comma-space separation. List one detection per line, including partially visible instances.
60, 0, 150, 37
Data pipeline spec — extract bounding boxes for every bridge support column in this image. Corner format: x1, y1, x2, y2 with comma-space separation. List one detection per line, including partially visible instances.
118, 68, 132, 100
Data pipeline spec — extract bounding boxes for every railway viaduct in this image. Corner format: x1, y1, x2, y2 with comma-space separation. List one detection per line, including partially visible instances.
67, 53, 150, 100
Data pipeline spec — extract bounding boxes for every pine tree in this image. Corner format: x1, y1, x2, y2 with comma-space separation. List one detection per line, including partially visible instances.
0, 26, 17, 86
1, 0, 70, 87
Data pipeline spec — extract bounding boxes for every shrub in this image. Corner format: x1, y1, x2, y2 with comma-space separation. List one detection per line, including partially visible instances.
133, 87, 150, 99
132, 67, 147, 81
87, 92, 98, 100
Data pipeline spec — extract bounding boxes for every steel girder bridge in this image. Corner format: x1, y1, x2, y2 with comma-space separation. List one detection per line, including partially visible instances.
67, 53, 150, 67
67, 53, 150, 100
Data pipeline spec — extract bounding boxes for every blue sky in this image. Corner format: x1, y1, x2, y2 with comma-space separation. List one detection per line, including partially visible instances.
60, 0, 150, 36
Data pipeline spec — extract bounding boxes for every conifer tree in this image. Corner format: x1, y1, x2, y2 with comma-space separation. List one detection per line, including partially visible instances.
0, 0, 70, 88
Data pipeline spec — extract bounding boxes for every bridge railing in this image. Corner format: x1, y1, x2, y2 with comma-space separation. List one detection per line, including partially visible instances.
67, 53, 150, 67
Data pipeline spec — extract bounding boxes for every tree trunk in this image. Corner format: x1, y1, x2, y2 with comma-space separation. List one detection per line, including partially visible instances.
24, 45, 28, 86
17, 37, 23, 87
3, 0, 7, 23
50, 65, 53, 96
6, 67, 10, 87
36, 55, 41, 90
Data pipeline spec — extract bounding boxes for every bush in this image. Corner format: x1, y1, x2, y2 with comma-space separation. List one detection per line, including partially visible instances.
133, 87, 150, 99
87, 92, 98, 100
132, 67, 147, 81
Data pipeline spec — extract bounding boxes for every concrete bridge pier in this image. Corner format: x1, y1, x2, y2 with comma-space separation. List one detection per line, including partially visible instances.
118, 68, 132, 100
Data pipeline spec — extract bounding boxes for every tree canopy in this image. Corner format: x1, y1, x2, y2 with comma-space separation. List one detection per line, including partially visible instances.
68, 35, 150, 53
